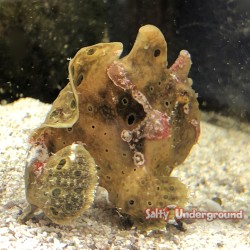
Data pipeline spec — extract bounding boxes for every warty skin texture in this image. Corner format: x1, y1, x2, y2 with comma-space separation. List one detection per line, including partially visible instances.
19, 25, 200, 229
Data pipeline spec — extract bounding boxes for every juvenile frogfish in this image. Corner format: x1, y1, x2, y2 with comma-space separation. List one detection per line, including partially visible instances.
19, 25, 200, 229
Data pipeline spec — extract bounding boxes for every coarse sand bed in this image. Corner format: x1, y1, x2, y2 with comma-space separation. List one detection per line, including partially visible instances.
0, 98, 249, 249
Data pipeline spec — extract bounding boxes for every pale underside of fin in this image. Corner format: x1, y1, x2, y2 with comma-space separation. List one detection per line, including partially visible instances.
42, 81, 79, 128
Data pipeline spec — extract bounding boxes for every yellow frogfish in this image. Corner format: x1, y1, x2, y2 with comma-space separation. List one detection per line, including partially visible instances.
19, 25, 200, 229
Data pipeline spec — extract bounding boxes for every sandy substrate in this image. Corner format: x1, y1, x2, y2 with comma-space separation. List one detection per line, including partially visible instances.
0, 98, 249, 250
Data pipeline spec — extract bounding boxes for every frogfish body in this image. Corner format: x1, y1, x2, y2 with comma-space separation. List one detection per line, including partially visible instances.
19, 25, 200, 229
